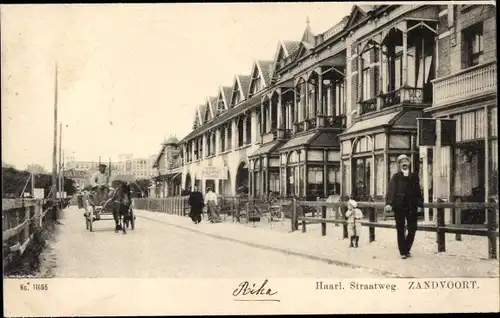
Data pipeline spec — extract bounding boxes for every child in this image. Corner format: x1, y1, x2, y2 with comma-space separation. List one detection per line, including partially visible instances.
346, 199, 364, 248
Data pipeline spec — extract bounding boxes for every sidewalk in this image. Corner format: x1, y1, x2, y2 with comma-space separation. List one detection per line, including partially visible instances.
135, 210, 499, 278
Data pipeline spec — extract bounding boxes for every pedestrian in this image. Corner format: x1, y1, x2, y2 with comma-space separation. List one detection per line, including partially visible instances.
346, 199, 363, 248
205, 187, 221, 223
385, 154, 424, 259
188, 186, 204, 224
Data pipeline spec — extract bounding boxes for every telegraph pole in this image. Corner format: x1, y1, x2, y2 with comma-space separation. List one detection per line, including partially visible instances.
51, 62, 59, 220
58, 122, 63, 200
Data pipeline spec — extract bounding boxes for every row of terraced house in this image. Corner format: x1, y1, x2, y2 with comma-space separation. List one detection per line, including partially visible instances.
152, 4, 497, 221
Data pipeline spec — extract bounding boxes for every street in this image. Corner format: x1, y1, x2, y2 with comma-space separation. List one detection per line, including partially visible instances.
39, 206, 379, 278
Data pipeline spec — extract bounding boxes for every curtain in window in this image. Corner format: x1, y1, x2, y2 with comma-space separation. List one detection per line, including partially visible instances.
489, 140, 498, 197
454, 147, 480, 196
327, 167, 340, 195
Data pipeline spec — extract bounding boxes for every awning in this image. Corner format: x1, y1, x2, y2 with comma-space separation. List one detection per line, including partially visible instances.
249, 140, 283, 158
339, 111, 401, 137
279, 132, 317, 152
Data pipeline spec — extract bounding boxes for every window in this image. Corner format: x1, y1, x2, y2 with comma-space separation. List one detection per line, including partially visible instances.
361, 50, 371, 100
342, 160, 350, 196
307, 166, 324, 198
227, 125, 232, 150
221, 127, 226, 152
335, 80, 345, 116
327, 167, 340, 195
375, 156, 385, 196
269, 172, 280, 193
462, 23, 483, 68
353, 158, 371, 199
246, 116, 252, 144
388, 45, 403, 91
237, 117, 244, 147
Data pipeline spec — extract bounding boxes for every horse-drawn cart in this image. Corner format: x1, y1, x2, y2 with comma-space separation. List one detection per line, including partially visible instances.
81, 173, 138, 233
82, 191, 136, 232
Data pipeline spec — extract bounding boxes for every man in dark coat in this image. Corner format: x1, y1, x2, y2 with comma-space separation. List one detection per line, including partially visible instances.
188, 186, 204, 224
385, 154, 424, 259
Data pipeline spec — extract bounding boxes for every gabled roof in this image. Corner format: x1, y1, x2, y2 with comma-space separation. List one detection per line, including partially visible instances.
273, 40, 301, 73
256, 60, 274, 87
345, 4, 373, 30
199, 104, 208, 124
220, 86, 232, 109
283, 40, 301, 59
237, 75, 250, 98
209, 96, 218, 114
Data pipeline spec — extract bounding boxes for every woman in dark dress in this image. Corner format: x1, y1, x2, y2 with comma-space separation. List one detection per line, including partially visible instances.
188, 186, 204, 224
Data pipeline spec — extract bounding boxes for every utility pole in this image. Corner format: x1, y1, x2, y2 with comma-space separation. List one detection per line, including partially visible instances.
51, 62, 59, 220
58, 122, 63, 200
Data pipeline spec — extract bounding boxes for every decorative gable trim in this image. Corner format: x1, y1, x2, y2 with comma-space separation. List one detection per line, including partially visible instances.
345, 5, 369, 31
248, 61, 266, 97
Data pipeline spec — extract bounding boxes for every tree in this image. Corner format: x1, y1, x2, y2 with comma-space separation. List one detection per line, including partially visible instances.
131, 178, 152, 197
2, 167, 77, 198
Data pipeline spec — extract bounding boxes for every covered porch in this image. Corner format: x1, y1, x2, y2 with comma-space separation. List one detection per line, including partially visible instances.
278, 130, 341, 199
248, 140, 284, 198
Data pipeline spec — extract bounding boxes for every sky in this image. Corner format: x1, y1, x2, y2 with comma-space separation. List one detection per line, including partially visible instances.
1, 2, 353, 171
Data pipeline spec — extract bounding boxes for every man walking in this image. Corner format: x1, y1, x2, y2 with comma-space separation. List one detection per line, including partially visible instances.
385, 154, 423, 259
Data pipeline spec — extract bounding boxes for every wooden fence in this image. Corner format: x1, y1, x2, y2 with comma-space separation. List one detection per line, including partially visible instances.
291, 199, 499, 259
133, 196, 189, 216
2, 198, 52, 270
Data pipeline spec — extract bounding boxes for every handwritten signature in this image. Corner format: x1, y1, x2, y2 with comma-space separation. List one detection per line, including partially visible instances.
233, 279, 279, 302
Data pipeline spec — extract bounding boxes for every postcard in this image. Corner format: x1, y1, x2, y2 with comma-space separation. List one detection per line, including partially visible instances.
2, 1, 498, 316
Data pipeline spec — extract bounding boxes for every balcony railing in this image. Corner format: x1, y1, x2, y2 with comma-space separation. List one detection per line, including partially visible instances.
306, 117, 317, 129
360, 98, 377, 115
380, 87, 425, 109
295, 121, 305, 133
432, 62, 497, 107
324, 115, 345, 128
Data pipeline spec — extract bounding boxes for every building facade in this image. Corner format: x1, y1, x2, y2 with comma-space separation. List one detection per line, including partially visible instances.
172, 4, 496, 205
425, 4, 497, 223
152, 136, 183, 197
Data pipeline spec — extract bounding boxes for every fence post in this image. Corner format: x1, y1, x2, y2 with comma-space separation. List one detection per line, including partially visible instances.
487, 200, 498, 260
436, 198, 446, 253
321, 203, 327, 236
368, 198, 375, 242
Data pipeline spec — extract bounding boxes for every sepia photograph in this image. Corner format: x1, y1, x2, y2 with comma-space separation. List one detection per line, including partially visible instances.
2, 1, 499, 315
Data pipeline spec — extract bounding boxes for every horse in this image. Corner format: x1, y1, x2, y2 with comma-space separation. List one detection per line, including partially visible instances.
109, 182, 132, 234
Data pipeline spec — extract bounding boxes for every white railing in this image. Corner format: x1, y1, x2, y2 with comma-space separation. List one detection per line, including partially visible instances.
432, 62, 497, 106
